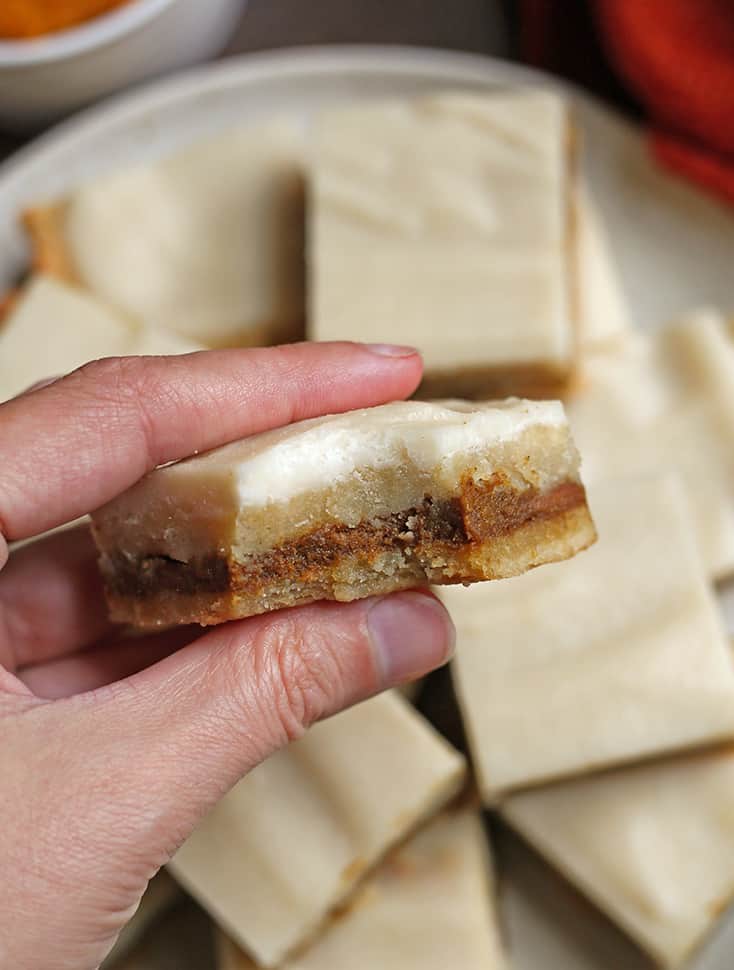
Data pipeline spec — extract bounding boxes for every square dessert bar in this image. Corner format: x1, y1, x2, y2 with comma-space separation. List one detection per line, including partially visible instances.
309, 90, 577, 398
568, 310, 734, 580
22, 120, 306, 348
217, 809, 508, 970
0, 275, 201, 403
169, 693, 466, 967
503, 746, 734, 968
91, 399, 595, 628
444, 475, 734, 802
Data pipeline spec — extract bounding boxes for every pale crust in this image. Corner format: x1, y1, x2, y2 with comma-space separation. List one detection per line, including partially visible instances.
103, 499, 596, 628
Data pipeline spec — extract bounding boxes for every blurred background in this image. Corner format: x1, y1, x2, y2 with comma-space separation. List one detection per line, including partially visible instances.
3, 0, 726, 205
4, 4, 734, 970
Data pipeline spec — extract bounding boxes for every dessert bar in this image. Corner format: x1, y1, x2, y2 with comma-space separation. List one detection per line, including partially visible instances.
309, 90, 576, 398
91, 399, 595, 628
218, 809, 507, 970
169, 693, 465, 967
444, 476, 734, 800
504, 745, 734, 967
0, 275, 200, 403
23, 121, 305, 348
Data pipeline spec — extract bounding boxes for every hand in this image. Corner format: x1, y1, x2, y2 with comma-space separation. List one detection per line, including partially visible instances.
0, 343, 455, 970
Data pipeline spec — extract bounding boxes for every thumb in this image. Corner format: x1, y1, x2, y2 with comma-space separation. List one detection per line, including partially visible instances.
2, 592, 454, 970
71, 590, 454, 869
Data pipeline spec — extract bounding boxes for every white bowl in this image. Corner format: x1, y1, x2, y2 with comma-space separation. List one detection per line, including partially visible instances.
0, 0, 247, 129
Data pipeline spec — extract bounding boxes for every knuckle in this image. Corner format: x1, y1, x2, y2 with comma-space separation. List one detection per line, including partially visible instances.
256, 345, 314, 421
73, 355, 145, 398
71, 356, 170, 465
222, 614, 349, 744
71, 356, 148, 431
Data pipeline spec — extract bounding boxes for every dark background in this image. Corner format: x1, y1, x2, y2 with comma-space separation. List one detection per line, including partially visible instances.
0, 0, 513, 160
0, 0, 640, 163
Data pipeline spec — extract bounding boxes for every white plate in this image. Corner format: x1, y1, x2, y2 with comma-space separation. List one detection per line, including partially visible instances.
2, 46, 734, 970
2, 46, 734, 328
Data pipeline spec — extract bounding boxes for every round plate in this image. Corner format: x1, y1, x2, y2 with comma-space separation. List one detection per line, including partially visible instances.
2, 46, 734, 970
2, 46, 734, 328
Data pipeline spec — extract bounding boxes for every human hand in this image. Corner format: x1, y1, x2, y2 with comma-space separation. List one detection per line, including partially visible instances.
0, 343, 455, 970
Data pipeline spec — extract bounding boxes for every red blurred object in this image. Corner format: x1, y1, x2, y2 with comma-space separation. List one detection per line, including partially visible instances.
520, 0, 734, 206
653, 132, 734, 209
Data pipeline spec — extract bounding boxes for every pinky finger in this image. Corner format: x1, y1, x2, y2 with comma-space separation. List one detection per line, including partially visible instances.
19, 627, 199, 700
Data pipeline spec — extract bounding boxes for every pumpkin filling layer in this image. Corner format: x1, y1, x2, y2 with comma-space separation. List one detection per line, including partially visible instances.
105, 480, 586, 599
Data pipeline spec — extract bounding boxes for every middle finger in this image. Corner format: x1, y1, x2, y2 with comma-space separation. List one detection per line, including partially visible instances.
0, 524, 112, 671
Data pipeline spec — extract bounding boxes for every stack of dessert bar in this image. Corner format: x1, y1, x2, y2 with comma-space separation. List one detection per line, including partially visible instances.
4, 87, 734, 970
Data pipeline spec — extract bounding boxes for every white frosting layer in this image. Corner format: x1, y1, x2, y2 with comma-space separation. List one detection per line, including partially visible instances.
165, 398, 568, 508
63, 121, 305, 347
310, 91, 573, 371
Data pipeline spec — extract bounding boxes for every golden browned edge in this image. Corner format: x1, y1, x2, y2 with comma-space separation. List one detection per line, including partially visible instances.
0, 287, 20, 325
105, 499, 596, 629
217, 933, 248, 970
21, 202, 306, 348
416, 362, 572, 402
22, 203, 80, 283
210, 314, 306, 350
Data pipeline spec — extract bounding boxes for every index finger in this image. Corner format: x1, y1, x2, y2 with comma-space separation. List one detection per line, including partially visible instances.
0, 342, 421, 543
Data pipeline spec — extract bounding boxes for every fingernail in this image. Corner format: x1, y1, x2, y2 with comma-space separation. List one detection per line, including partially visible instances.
367, 591, 455, 686
366, 343, 418, 358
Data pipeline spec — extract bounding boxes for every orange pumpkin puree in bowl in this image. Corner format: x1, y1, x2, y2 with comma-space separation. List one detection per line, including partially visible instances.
0, 0, 134, 39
